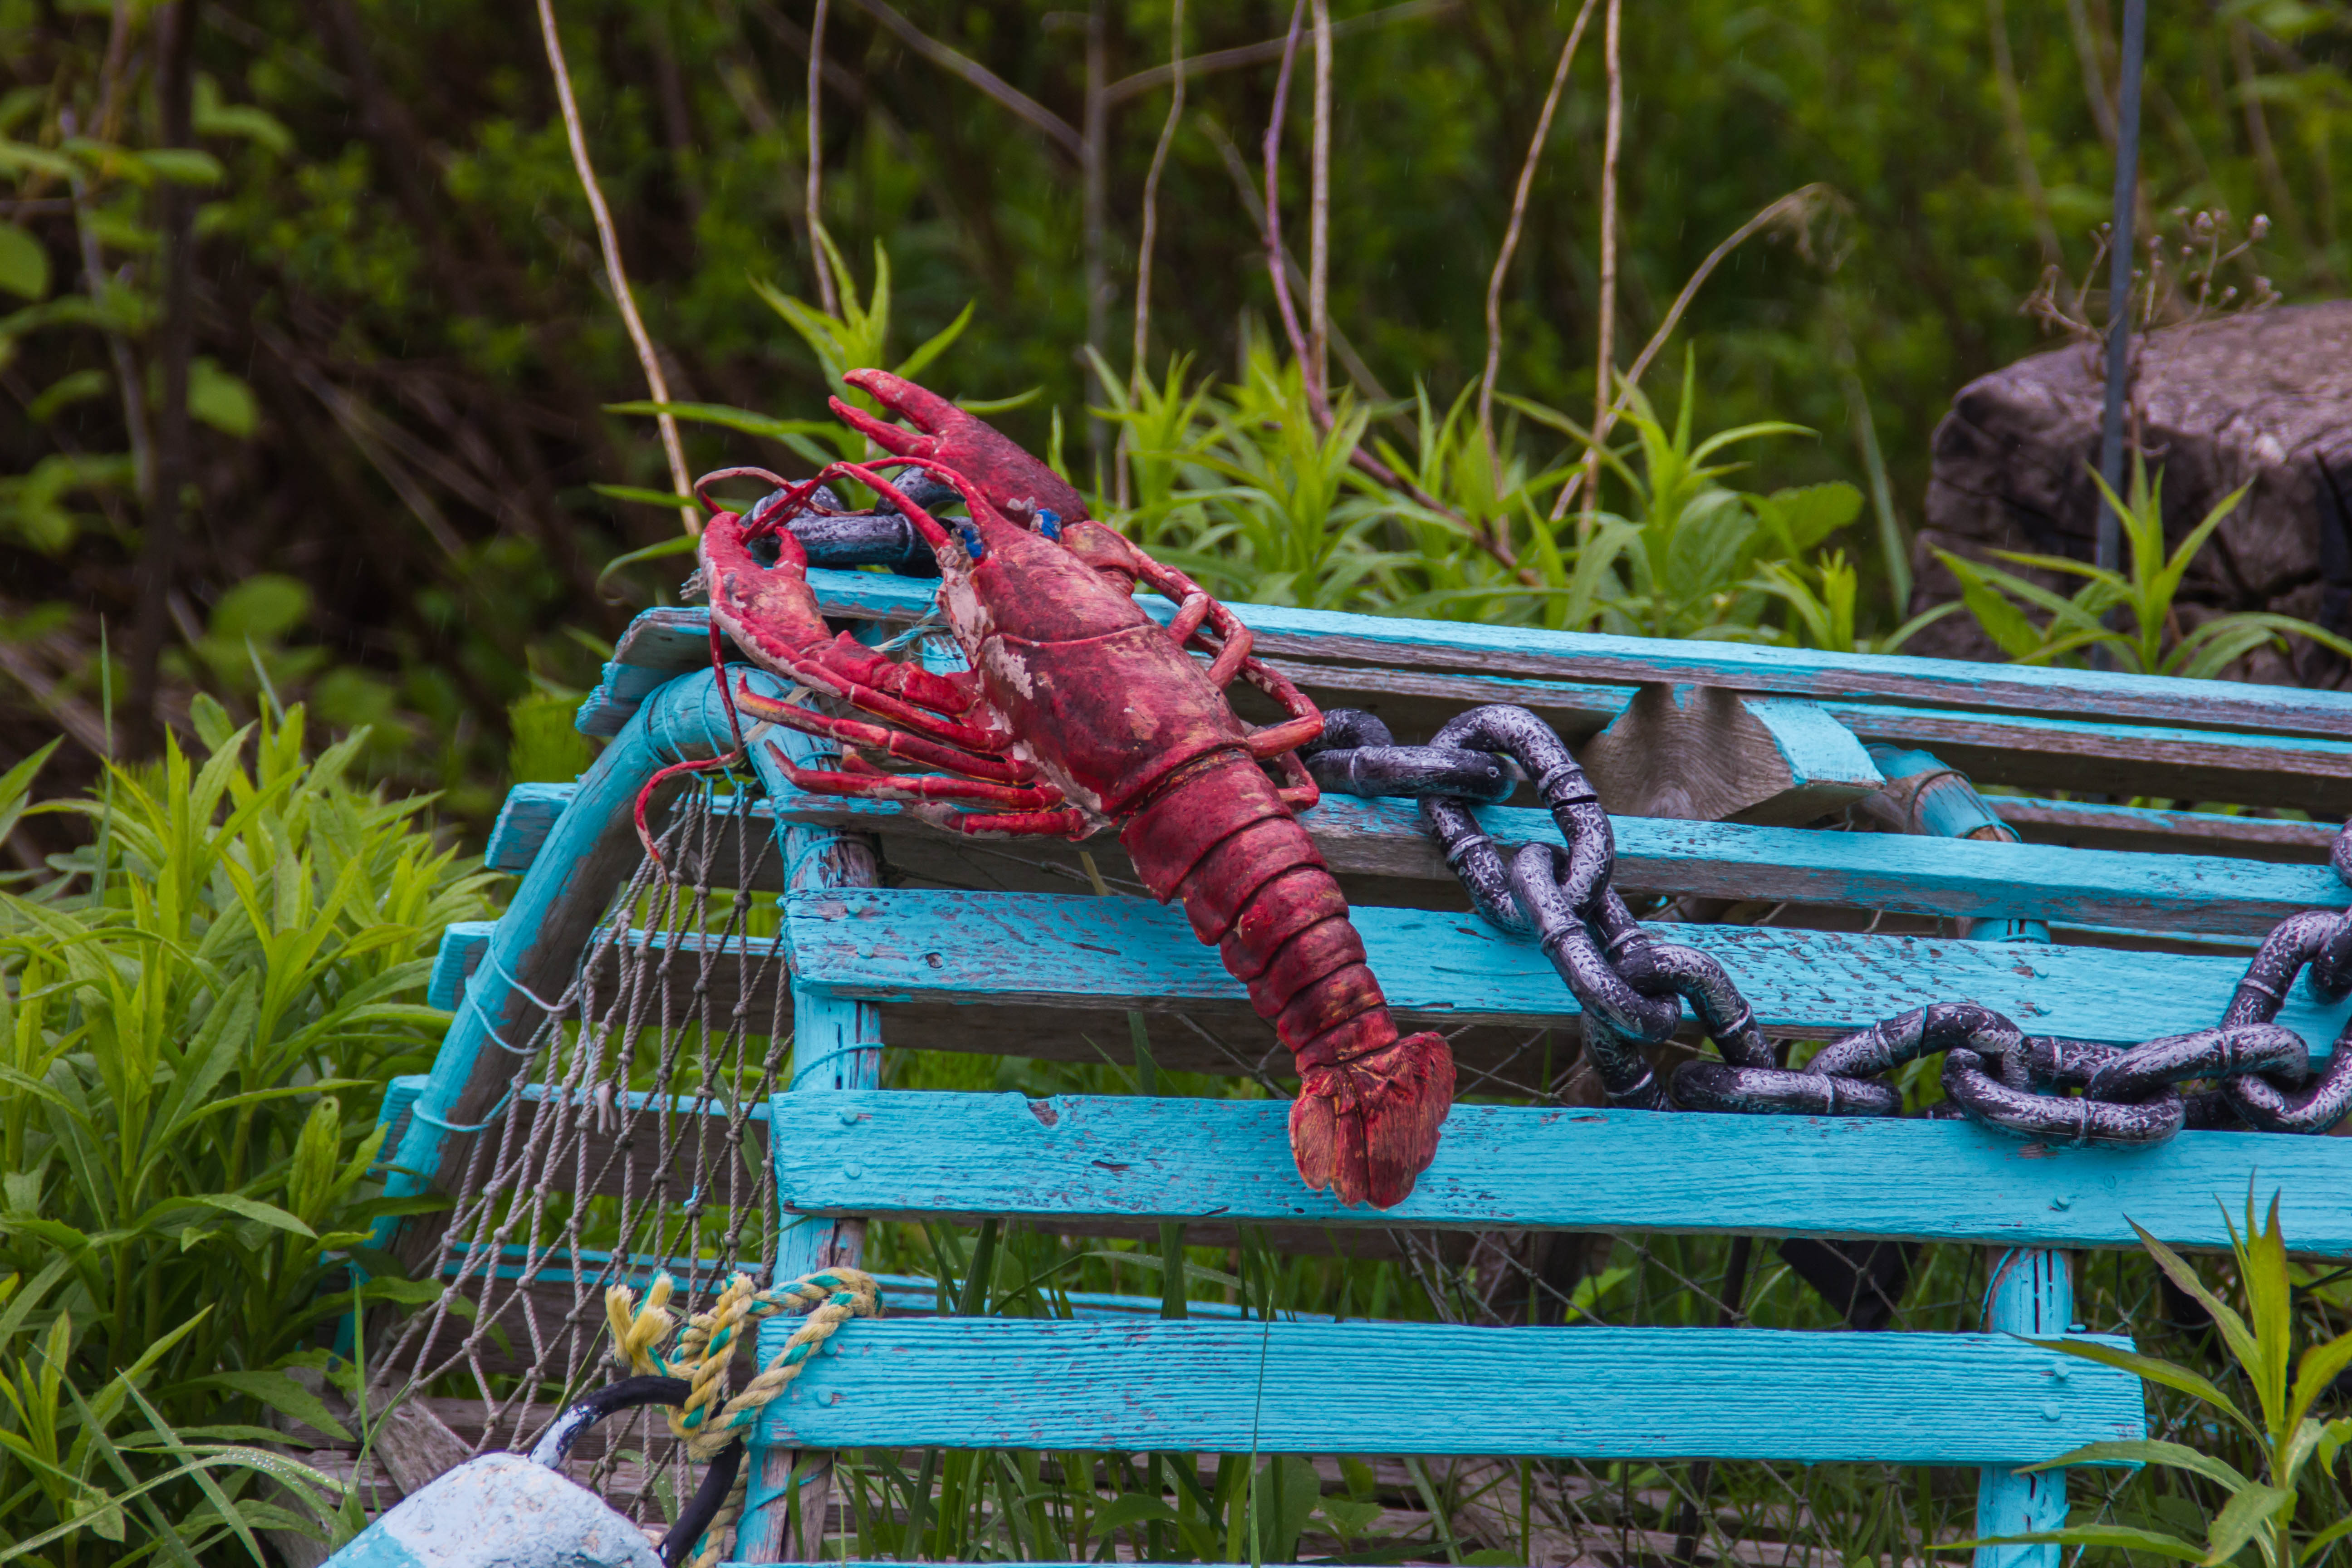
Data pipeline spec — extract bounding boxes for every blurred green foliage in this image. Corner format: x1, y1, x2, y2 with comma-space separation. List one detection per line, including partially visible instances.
3, 0, 2347, 823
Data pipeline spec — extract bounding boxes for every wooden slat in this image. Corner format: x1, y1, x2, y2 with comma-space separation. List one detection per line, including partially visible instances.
1264, 657, 2352, 814
473, 784, 2347, 936
382, 670, 792, 1280
379, 1065, 772, 1201
577, 594, 2352, 808
784, 887, 2352, 1052
1991, 796, 2338, 863
1546, 686, 1885, 824
749, 1317, 2141, 1463
770, 1092, 2352, 1256
484, 782, 576, 871
776, 571, 2352, 740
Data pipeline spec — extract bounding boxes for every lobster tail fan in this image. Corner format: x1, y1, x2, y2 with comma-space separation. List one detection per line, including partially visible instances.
1290, 1029, 1455, 1209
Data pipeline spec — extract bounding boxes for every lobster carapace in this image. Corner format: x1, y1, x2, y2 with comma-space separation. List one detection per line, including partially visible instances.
691, 369, 1453, 1208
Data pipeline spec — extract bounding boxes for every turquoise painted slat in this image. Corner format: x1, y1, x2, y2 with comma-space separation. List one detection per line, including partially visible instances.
734, 618, 941, 1562
381, 668, 788, 1220
1205, 793, 2343, 936
1978, 1250, 2076, 1568
747, 1318, 2142, 1463
484, 782, 575, 871
431, 1240, 1264, 1322
478, 780, 2344, 935
593, 590, 2352, 742
574, 603, 2352, 808
783, 887, 2352, 1052
768, 1091, 2352, 1256
1990, 796, 2337, 859
786, 571, 2352, 735
426, 922, 492, 1009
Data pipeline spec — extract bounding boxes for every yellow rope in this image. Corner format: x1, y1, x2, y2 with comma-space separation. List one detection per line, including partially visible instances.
604, 1266, 882, 1567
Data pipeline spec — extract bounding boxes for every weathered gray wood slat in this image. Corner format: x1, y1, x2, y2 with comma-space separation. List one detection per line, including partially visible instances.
578, 593, 2352, 811
749, 1317, 2141, 1463
1563, 685, 1888, 824
769, 1091, 2352, 1256
377, 1072, 769, 1204
784, 887, 2352, 1051
478, 784, 2347, 936
1990, 796, 2338, 862
774, 571, 2352, 740
1262, 655, 2352, 814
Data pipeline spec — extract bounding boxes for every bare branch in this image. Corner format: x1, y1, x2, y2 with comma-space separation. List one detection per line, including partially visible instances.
837, 0, 1083, 162
1104, 0, 1458, 107
1580, 0, 1622, 536
1985, 0, 2059, 267
2062, 0, 2117, 150
536, 0, 696, 534
1551, 184, 1839, 521
1262, 0, 1318, 414
1200, 115, 1387, 405
1479, 0, 1599, 461
807, 0, 838, 314
1307, 0, 1332, 403
1132, 0, 1187, 386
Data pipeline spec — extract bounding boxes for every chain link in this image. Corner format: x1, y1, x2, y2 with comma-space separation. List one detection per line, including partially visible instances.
1303, 703, 2352, 1147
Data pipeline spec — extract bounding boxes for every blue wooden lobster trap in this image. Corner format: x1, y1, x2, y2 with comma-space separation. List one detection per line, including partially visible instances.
347, 565, 2352, 1567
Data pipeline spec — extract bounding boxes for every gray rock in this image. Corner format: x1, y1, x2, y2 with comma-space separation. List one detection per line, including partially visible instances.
1908, 302, 2352, 686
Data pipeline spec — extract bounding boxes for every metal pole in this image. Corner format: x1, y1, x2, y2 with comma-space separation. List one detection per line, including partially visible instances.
2095, 0, 2147, 570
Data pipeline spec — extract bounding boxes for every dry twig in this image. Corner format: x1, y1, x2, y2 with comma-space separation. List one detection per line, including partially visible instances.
536, 0, 696, 534
1478, 0, 1599, 462
1261, 0, 1317, 415
1307, 0, 1333, 403
838, 0, 1083, 161
1104, 0, 1457, 106
1986, 0, 2060, 266
1132, 0, 1187, 385
1581, 0, 1622, 538
806, 0, 838, 313
1551, 184, 1839, 523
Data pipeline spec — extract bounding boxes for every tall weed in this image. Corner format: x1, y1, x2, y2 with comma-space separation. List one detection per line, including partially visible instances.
0, 699, 495, 1559
0, 1279, 341, 1568
1939, 455, 2352, 677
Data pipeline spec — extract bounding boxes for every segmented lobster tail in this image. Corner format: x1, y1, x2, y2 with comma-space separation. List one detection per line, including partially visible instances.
1120, 753, 1455, 1208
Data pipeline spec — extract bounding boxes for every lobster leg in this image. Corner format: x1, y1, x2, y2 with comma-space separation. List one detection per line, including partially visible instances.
734, 682, 1037, 785
767, 749, 1063, 812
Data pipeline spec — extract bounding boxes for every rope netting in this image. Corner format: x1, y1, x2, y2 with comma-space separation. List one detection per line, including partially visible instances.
379, 784, 797, 1527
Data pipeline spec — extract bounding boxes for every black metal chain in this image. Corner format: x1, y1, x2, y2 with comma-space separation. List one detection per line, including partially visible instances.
1301, 704, 2352, 1147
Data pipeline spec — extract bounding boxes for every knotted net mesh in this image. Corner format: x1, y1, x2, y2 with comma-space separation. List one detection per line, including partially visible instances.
378, 785, 792, 1528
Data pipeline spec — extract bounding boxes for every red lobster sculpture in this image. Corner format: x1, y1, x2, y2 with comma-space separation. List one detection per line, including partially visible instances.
691, 370, 1453, 1207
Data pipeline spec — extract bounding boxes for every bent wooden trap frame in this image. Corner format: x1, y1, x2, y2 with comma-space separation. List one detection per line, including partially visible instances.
351, 382, 2352, 1568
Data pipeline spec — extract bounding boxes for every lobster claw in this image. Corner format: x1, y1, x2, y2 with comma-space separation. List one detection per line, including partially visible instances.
834, 368, 1091, 527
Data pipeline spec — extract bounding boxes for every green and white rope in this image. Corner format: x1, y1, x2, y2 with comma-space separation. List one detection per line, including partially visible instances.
606, 1266, 881, 1567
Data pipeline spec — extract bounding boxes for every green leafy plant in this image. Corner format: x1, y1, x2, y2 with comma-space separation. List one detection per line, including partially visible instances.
1939, 456, 2352, 677
1370, 383, 1581, 627
0, 699, 495, 1557
0, 1279, 343, 1568
1088, 349, 1222, 551
1168, 353, 1413, 612
1511, 356, 1861, 640
1968, 1193, 2352, 1567
1752, 549, 1960, 654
